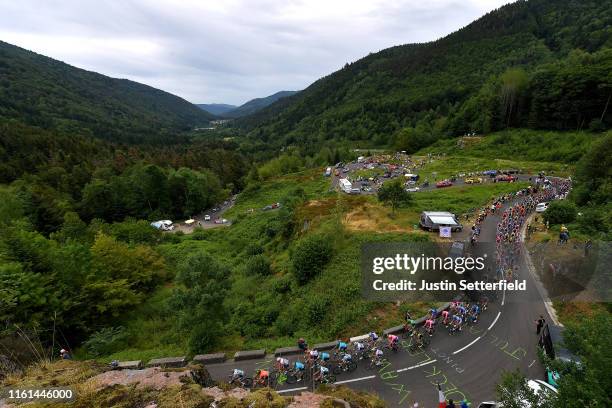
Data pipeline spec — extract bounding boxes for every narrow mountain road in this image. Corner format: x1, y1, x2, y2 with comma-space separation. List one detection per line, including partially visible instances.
204, 193, 554, 406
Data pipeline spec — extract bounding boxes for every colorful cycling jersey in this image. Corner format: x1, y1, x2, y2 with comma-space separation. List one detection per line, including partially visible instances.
453, 315, 463, 324
471, 305, 480, 314
233, 369, 244, 377
442, 310, 449, 317
369, 332, 379, 340
309, 350, 319, 358
425, 319, 434, 328
321, 352, 330, 361
355, 342, 365, 350
338, 341, 348, 350
294, 361, 305, 370
259, 370, 269, 378
458, 306, 467, 314
388, 334, 399, 343
277, 357, 289, 367
375, 349, 384, 357
342, 354, 352, 361
320, 366, 329, 374
430, 309, 438, 318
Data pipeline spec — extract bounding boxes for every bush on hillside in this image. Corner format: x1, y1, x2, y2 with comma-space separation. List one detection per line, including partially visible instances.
247, 254, 271, 275
292, 234, 332, 284
543, 201, 577, 225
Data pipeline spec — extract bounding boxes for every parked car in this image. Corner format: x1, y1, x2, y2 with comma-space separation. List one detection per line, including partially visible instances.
536, 202, 549, 213
406, 187, 420, 192
483, 170, 498, 177
204, 215, 211, 221
496, 174, 517, 182
464, 177, 483, 184
436, 180, 453, 188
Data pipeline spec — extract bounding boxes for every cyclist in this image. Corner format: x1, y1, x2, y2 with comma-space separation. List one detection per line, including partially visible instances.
441, 309, 450, 326
231, 368, 245, 383
451, 314, 463, 332
276, 357, 290, 371
297, 338, 308, 352
457, 304, 467, 317
429, 308, 439, 320
338, 340, 348, 352
424, 318, 435, 336
387, 333, 399, 350
374, 348, 384, 363
294, 361, 305, 372
255, 369, 269, 385
308, 349, 319, 362
315, 365, 330, 382
470, 303, 481, 323
369, 331, 379, 342
413, 331, 425, 348
354, 341, 365, 351
320, 351, 331, 363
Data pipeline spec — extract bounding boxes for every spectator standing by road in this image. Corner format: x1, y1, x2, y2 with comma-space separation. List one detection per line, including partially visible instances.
535, 315, 545, 335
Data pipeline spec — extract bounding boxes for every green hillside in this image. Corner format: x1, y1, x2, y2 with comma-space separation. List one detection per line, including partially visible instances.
0, 41, 214, 143
239, 0, 611, 153
225, 90, 298, 118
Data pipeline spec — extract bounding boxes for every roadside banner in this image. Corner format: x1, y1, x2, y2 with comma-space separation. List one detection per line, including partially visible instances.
439, 226, 452, 238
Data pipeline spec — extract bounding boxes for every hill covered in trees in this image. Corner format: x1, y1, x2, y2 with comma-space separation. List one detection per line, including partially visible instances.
196, 103, 237, 116
0, 41, 214, 143
239, 0, 611, 154
224, 90, 298, 118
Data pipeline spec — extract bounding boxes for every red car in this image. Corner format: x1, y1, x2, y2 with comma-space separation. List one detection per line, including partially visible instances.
496, 174, 517, 182
436, 180, 453, 188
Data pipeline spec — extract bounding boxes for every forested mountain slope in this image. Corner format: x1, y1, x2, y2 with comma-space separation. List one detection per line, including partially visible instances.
240, 0, 611, 153
224, 90, 298, 118
0, 41, 214, 143
197, 103, 237, 116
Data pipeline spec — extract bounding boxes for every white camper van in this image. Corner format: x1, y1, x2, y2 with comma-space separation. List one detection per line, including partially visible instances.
339, 178, 352, 193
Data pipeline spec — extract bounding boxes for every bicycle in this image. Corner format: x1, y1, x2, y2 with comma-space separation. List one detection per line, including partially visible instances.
228, 375, 253, 388
332, 358, 357, 374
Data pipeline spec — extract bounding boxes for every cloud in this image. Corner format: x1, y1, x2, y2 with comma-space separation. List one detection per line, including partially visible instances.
0, 0, 512, 104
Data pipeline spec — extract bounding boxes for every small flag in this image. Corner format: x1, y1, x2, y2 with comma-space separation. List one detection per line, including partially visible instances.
438, 383, 446, 408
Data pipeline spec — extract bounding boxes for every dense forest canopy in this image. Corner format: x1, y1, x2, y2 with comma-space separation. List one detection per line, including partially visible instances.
0, 41, 214, 144
237, 0, 611, 154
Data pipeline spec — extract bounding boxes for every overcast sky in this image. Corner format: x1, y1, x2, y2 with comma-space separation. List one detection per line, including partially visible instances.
0, 0, 511, 105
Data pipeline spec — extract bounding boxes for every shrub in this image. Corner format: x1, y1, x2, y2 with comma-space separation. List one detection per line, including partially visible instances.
292, 234, 333, 284
543, 201, 577, 225
246, 254, 271, 275
83, 326, 128, 357
245, 243, 264, 256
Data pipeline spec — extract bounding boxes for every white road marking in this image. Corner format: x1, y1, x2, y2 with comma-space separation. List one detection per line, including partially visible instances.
277, 387, 308, 394
488, 311, 501, 331
335, 375, 376, 384
529, 359, 536, 368
452, 336, 481, 355
501, 288, 506, 306
396, 359, 437, 372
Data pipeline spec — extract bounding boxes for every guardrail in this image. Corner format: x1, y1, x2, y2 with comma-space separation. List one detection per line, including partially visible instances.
115, 300, 458, 371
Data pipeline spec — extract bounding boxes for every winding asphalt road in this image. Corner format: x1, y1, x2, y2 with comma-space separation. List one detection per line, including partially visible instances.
204, 192, 553, 406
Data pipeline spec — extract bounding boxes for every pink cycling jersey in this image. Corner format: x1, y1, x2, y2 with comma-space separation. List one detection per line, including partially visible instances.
425, 319, 434, 329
